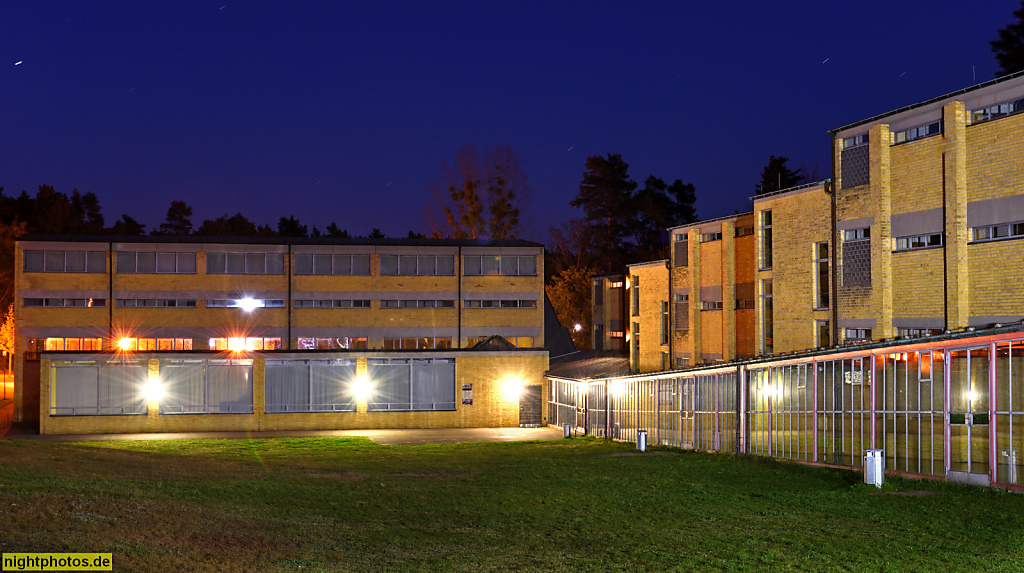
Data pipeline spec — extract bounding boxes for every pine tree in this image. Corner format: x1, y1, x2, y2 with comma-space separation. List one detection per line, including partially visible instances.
756, 156, 804, 195
992, 0, 1024, 77
156, 201, 194, 235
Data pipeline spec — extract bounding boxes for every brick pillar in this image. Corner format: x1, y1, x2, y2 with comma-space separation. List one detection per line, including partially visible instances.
869, 123, 894, 340
721, 221, 736, 361
944, 101, 970, 330
689, 229, 701, 362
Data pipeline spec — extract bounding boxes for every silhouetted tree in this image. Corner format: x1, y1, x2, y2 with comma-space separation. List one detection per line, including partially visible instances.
368, 228, 385, 239
109, 215, 145, 236
325, 223, 350, 238
426, 145, 531, 239
569, 153, 637, 272
756, 156, 805, 195
993, 0, 1024, 76
156, 200, 193, 235
407, 230, 425, 239
196, 213, 260, 236
277, 215, 308, 237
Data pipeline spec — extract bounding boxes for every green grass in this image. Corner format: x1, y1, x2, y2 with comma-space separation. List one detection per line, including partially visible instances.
0, 436, 1022, 572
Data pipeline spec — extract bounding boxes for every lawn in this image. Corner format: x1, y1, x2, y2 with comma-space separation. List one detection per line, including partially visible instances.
0, 436, 1022, 572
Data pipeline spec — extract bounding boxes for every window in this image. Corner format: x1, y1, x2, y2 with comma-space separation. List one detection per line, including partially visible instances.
115, 299, 196, 308
115, 338, 193, 351
815, 242, 829, 309
462, 255, 536, 276
50, 360, 148, 416
367, 358, 456, 412
116, 251, 196, 274
465, 336, 533, 348
33, 337, 104, 352
631, 322, 640, 371
970, 98, 1024, 124
24, 250, 106, 273
593, 280, 604, 305
382, 337, 452, 350
674, 294, 689, 332
294, 299, 371, 309
842, 227, 871, 287
24, 298, 105, 308
892, 120, 942, 144
700, 232, 722, 243
701, 300, 723, 311
673, 357, 689, 369
897, 328, 942, 338
844, 328, 872, 343
674, 237, 689, 267
815, 320, 830, 348
206, 299, 284, 309
463, 299, 537, 309
296, 337, 368, 350
378, 254, 455, 276
760, 211, 773, 269
761, 279, 773, 355
660, 301, 669, 345
735, 298, 755, 310
377, 299, 455, 309
265, 358, 358, 413
206, 252, 285, 274
293, 253, 371, 275
895, 233, 943, 251
208, 337, 282, 351
973, 221, 1024, 242
160, 358, 254, 414
840, 134, 870, 188
735, 225, 754, 237
631, 276, 640, 316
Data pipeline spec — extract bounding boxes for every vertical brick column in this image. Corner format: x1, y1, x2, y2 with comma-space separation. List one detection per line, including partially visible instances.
869, 123, 894, 339
689, 229, 701, 362
944, 101, 969, 330
721, 221, 736, 361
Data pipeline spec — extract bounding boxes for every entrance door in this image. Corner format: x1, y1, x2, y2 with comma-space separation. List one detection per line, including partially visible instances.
948, 347, 991, 486
519, 384, 542, 427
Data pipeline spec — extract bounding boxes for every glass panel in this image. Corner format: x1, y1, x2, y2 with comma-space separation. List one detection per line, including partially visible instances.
519, 255, 536, 275
352, 254, 370, 275
266, 253, 285, 274
399, 255, 417, 275
157, 252, 177, 273
501, 256, 518, 275
380, 255, 399, 275
294, 253, 313, 275
44, 251, 65, 272
436, 255, 455, 275
65, 251, 86, 272
333, 255, 351, 275
206, 252, 225, 274
24, 250, 44, 272
226, 253, 246, 274
176, 252, 196, 273
482, 255, 500, 275
246, 253, 266, 274
417, 255, 435, 275
313, 254, 332, 274
464, 256, 481, 275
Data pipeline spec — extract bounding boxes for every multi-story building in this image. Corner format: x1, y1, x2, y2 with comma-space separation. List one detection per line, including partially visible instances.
669, 212, 756, 366
14, 235, 549, 433
591, 272, 627, 353
829, 71, 1024, 343
625, 260, 670, 372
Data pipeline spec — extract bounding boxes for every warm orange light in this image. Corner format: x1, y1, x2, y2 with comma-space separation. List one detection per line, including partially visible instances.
119, 338, 135, 351
227, 338, 246, 352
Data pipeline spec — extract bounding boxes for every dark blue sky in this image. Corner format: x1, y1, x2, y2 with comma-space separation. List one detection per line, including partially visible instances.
1, 1, 1017, 241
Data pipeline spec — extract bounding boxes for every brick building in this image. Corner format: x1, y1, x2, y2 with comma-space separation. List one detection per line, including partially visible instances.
625, 260, 670, 372
14, 235, 549, 433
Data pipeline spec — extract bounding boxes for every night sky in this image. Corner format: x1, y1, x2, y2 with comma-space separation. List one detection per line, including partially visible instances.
1, 1, 1018, 241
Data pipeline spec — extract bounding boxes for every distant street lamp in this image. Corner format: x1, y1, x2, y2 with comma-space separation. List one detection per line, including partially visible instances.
573, 323, 582, 332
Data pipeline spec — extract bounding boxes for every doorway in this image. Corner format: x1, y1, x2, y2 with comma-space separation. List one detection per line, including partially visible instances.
947, 347, 991, 486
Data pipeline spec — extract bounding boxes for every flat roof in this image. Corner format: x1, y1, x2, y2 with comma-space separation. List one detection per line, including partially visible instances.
750, 179, 830, 202
828, 70, 1024, 134
668, 211, 754, 232
628, 259, 668, 268
18, 233, 544, 248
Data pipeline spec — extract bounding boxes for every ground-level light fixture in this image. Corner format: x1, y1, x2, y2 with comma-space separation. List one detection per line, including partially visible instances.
352, 375, 373, 401
141, 379, 164, 402
501, 376, 525, 401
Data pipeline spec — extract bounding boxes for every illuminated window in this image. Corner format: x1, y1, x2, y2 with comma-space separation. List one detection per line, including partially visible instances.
465, 336, 532, 348
206, 299, 285, 309
23, 250, 106, 273
293, 253, 371, 275
296, 337, 368, 350
700, 301, 723, 311
735, 225, 754, 237
39, 338, 103, 352
382, 337, 452, 350
700, 232, 722, 242
208, 337, 282, 351
116, 251, 196, 273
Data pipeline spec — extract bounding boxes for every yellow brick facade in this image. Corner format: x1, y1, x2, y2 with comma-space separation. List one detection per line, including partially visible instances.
38, 351, 549, 435
14, 237, 546, 427
627, 260, 669, 372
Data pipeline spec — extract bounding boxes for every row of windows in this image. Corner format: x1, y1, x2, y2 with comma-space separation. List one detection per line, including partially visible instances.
117, 251, 196, 274
24, 298, 105, 308
463, 299, 538, 309
892, 120, 942, 144
463, 255, 536, 276
973, 221, 1024, 242
24, 251, 106, 273
466, 336, 534, 348
206, 299, 286, 308
26, 250, 536, 276
895, 233, 943, 251
294, 253, 371, 275
32, 335, 532, 353
116, 299, 197, 308
294, 299, 371, 309
971, 98, 1024, 124
380, 255, 456, 276
897, 328, 943, 338
297, 337, 368, 350
119, 338, 194, 351
380, 299, 456, 309
209, 337, 284, 351
843, 227, 870, 241
700, 232, 722, 243
383, 337, 452, 350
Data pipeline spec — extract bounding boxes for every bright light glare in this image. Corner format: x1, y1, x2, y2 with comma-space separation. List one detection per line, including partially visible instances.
611, 381, 626, 397
352, 375, 373, 401
502, 377, 524, 401
236, 298, 263, 312
228, 338, 246, 352
967, 390, 979, 403
573, 323, 582, 332
578, 382, 589, 395
118, 338, 134, 351
625, 332, 631, 342
141, 379, 164, 402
